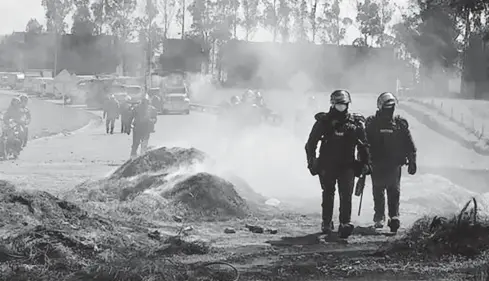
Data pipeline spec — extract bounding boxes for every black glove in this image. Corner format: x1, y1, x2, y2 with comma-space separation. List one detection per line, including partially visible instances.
354, 161, 371, 177
408, 161, 417, 175
307, 157, 319, 176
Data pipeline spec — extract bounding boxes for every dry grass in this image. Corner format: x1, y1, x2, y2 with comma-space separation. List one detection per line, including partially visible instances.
377, 197, 489, 260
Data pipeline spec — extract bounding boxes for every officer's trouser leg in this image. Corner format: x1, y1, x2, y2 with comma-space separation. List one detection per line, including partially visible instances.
105, 118, 110, 133
318, 170, 335, 226
337, 168, 355, 224
22, 127, 28, 147
140, 131, 150, 154
121, 119, 125, 133
131, 129, 142, 157
372, 166, 401, 223
386, 166, 402, 219
372, 183, 386, 223
109, 119, 115, 134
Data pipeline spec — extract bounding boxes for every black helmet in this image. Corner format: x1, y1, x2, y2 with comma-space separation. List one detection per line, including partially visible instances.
377, 92, 397, 109
330, 90, 351, 105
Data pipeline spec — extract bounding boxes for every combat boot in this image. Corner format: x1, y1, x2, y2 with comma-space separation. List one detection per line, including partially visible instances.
374, 219, 384, 229
388, 217, 400, 233
321, 221, 334, 235
338, 223, 354, 239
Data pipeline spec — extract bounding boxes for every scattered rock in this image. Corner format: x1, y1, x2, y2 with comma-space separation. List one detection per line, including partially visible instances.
224, 227, 236, 234
266, 228, 278, 234
172, 215, 183, 223
246, 224, 264, 234
148, 230, 161, 240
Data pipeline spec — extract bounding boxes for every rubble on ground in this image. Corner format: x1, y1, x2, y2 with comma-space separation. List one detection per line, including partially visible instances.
377, 197, 489, 259
0, 180, 213, 281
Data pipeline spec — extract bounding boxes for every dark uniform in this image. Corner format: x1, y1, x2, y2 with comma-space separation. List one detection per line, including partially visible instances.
103, 95, 120, 134
3, 98, 24, 126
129, 96, 158, 157
120, 97, 133, 134
365, 92, 417, 233
18, 95, 31, 147
2, 97, 26, 152
305, 90, 371, 238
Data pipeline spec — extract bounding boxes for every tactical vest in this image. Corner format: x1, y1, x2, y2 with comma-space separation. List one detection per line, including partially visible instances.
369, 115, 407, 166
319, 114, 359, 165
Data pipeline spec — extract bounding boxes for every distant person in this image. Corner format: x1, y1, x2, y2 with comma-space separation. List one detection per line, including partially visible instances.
18, 94, 31, 147
102, 95, 120, 134
120, 96, 133, 135
365, 92, 417, 233
129, 95, 158, 157
305, 90, 371, 238
3, 97, 27, 148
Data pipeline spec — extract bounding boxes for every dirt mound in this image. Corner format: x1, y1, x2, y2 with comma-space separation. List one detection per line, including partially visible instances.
0, 180, 106, 234
0, 181, 217, 281
66, 147, 267, 223
110, 147, 207, 179
162, 172, 250, 221
377, 197, 489, 259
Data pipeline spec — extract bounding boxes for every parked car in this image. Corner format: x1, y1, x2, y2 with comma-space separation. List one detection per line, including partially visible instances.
161, 86, 190, 115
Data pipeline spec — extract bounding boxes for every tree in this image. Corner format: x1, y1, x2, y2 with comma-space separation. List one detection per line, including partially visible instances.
375, 0, 394, 46
355, 0, 381, 46
261, 0, 292, 42
241, 0, 260, 40
25, 19, 44, 34
42, 0, 74, 34
393, 0, 460, 95
308, 0, 319, 42
229, 0, 241, 39
156, 0, 178, 39
320, 0, 352, 45
292, 0, 309, 42
91, 0, 137, 40
72, 0, 95, 36
261, 0, 279, 42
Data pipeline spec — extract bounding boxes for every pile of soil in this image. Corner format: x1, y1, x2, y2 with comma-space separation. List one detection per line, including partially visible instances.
0, 180, 212, 281
377, 197, 489, 260
67, 147, 261, 223
109, 147, 208, 179
162, 172, 251, 221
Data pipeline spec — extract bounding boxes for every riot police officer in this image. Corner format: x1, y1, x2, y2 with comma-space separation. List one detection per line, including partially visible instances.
305, 90, 371, 238
365, 92, 417, 233
129, 95, 158, 157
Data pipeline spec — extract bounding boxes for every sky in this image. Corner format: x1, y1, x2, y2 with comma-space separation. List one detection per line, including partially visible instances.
0, 0, 407, 44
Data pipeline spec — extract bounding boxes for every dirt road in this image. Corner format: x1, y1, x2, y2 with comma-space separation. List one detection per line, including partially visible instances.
0, 91, 487, 280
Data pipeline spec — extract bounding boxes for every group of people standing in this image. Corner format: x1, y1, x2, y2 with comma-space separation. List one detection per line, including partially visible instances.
102, 94, 158, 157
305, 90, 417, 239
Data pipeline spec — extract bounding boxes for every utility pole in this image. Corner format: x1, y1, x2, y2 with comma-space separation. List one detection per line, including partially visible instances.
181, 0, 185, 39
145, 0, 155, 92
53, 3, 58, 80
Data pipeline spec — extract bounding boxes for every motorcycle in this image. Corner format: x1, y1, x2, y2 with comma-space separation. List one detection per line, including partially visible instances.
0, 119, 24, 160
